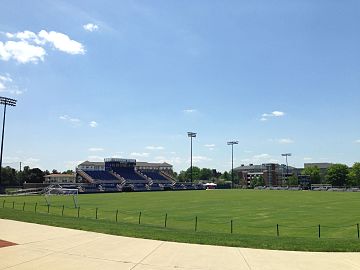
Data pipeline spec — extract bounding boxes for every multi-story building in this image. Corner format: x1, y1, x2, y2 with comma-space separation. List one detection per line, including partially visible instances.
234, 163, 298, 187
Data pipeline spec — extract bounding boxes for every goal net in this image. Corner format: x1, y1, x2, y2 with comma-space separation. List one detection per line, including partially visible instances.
44, 185, 79, 208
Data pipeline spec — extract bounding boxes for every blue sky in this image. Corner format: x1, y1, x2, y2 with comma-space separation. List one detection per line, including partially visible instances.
0, 0, 359, 172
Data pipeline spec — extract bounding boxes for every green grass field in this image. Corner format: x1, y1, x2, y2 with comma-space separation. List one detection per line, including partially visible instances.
1, 189, 360, 251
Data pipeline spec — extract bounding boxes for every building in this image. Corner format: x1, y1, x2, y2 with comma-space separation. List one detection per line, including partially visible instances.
44, 174, 76, 184
234, 163, 298, 187
304, 163, 333, 183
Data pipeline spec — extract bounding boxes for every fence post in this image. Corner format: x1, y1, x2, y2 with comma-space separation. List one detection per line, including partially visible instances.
277, 224, 279, 237
357, 223, 359, 239
78, 207, 80, 218
47, 204, 50, 214
138, 211, 142, 224
318, 224, 321, 238
12, 201, 14, 209
164, 213, 168, 228
116, 209, 118, 222
195, 216, 198, 232
96, 208, 98, 219
62, 205, 65, 216
35, 202, 37, 213
231, 220, 233, 234
2, 199, 5, 208
22, 202, 25, 211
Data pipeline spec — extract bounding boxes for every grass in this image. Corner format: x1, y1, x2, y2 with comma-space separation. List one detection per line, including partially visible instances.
1, 189, 360, 251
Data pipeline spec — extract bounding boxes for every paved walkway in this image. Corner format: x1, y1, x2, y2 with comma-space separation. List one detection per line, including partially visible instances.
1, 219, 360, 270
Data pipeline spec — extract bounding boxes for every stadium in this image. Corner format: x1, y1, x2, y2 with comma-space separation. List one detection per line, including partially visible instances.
49, 158, 205, 193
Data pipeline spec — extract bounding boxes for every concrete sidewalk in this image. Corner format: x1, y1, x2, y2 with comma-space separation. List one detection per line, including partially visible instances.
1, 219, 360, 270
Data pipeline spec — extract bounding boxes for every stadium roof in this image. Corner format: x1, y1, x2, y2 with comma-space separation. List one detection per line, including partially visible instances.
78, 160, 172, 168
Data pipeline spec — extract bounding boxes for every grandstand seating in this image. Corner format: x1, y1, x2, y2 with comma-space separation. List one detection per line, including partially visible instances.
113, 167, 146, 181
149, 183, 163, 191
135, 184, 149, 191
83, 170, 118, 181
183, 183, 196, 190
173, 183, 185, 190
142, 171, 169, 181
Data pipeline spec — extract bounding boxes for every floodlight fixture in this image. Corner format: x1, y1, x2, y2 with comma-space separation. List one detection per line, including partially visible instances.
227, 141, 239, 188
0, 97, 17, 193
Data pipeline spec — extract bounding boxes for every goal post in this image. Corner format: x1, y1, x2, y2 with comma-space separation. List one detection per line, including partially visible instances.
44, 185, 79, 208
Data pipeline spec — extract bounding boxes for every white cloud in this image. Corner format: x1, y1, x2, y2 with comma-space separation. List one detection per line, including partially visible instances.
272, 111, 285, 117
253, 153, 271, 159
192, 155, 212, 163
1, 29, 85, 63
89, 121, 98, 128
87, 155, 103, 161
183, 109, 197, 113
0, 40, 46, 63
204, 144, 215, 148
153, 156, 183, 165
88, 147, 104, 152
59, 115, 81, 126
204, 144, 215, 151
146, 146, 164, 150
64, 160, 83, 170
83, 23, 99, 32
355, 139, 360, 144
261, 110, 285, 121
38, 30, 85, 55
304, 157, 313, 161
0, 73, 23, 95
278, 138, 294, 144
130, 152, 150, 157
69, 118, 80, 123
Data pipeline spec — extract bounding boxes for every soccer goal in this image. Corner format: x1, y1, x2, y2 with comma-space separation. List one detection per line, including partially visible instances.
44, 185, 79, 208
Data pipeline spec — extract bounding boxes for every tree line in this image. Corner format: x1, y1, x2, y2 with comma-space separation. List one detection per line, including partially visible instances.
302, 163, 360, 187
0, 166, 74, 187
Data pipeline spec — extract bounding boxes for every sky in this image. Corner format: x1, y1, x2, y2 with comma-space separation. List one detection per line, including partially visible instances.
0, 0, 359, 172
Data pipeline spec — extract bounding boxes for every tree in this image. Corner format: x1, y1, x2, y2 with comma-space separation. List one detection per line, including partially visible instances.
52, 169, 59, 174
199, 168, 212, 180
177, 167, 201, 182
348, 163, 360, 187
250, 175, 265, 188
302, 166, 321, 184
27, 168, 44, 183
0, 166, 17, 186
326, 164, 349, 187
287, 175, 299, 186
222, 171, 230, 181
62, 170, 74, 174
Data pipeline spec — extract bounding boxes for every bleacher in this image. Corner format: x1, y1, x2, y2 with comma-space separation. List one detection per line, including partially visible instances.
149, 183, 163, 191
113, 167, 146, 181
173, 183, 185, 190
142, 171, 169, 181
141, 171, 173, 185
83, 170, 118, 181
183, 183, 196, 190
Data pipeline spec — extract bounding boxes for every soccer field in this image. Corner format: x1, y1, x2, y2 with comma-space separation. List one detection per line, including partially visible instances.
1, 189, 360, 251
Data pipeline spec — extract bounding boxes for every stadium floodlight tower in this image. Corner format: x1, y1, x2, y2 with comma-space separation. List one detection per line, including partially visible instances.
187, 132, 197, 183
281, 153, 292, 184
227, 141, 238, 188
0, 97, 17, 193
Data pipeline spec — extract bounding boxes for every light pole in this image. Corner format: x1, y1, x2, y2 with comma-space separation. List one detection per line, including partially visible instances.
187, 132, 197, 183
0, 97, 17, 193
281, 153, 292, 185
227, 141, 238, 188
